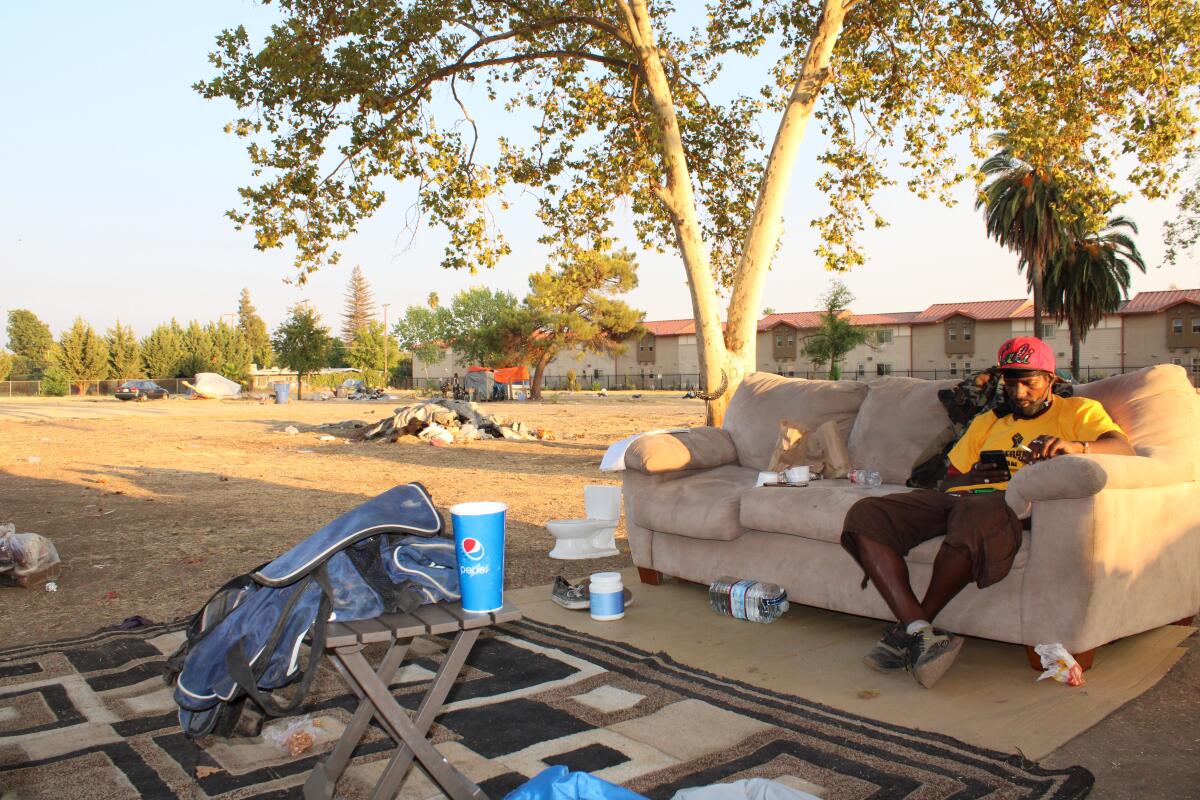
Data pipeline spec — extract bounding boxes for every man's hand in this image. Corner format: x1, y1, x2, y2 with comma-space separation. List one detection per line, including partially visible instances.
1029, 436, 1085, 461
967, 460, 1010, 485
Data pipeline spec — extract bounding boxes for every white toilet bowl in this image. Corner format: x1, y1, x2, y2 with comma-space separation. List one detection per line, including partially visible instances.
547, 485, 621, 560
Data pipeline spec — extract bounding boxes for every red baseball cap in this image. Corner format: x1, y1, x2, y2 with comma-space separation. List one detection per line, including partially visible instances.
997, 336, 1055, 373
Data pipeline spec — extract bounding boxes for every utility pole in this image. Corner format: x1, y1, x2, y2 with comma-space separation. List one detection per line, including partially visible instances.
382, 303, 391, 389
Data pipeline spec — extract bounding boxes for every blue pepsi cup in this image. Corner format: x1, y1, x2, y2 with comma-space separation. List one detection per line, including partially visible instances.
450, 501, 506, 613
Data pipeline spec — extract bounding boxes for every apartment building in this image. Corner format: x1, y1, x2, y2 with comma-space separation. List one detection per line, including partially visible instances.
1119, 289, 1200, 376
411, 289, 1200, 384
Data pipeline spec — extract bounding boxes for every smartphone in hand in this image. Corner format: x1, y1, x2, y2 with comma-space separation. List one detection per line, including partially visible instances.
979, 449, 1012, 481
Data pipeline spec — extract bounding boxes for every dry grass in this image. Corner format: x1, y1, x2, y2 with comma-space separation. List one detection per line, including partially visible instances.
0, 393, 703, 647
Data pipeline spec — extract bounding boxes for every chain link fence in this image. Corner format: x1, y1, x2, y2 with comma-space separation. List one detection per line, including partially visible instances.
0, 378, 193, 397
5, 365, 1196, 398
415, 365, 1200, 392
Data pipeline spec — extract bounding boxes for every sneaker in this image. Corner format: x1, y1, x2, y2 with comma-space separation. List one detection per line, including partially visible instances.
909, 626, 964, 688
551, 577, 589, 610
863, 624, 914, 673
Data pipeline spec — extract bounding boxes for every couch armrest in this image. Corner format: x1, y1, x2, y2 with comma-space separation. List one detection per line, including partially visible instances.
625, 427, 738, 474
1005, 454, 1180, 517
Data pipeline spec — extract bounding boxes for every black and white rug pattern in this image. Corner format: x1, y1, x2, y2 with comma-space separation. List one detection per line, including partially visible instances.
0, 618, 1093, 799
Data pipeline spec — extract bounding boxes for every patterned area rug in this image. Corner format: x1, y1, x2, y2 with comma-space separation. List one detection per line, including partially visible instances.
0, 618, 1092, 799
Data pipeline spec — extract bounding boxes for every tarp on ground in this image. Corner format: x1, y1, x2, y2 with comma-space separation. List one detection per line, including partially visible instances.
492, 366, 530, 385
190, 372, 241, 398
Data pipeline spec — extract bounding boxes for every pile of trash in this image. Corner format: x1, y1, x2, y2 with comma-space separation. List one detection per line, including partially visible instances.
358, 399, 547, 445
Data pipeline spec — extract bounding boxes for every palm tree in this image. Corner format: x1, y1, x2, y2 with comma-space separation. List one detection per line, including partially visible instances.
976, 132, 1068, 341
1043, 216, 1146, 380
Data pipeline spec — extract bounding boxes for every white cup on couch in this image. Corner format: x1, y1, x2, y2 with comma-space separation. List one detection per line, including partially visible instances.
785, 465, 810, 485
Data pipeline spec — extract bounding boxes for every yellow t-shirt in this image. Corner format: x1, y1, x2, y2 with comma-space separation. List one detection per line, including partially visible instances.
945, 396, 1124, 494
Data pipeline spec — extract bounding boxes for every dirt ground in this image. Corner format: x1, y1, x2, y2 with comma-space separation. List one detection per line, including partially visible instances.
0, 392, 702, 647
2, 393, 1197, 795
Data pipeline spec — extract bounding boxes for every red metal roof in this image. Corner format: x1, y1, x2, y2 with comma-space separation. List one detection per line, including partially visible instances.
849, 311, 921, 325
1117, 289, 1200, 315
641, 318, 697, 336
758, 311, 824, 330
912, 299, 1031, 323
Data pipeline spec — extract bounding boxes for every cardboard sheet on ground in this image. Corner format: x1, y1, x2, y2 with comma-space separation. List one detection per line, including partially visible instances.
511, 570, 1193, 760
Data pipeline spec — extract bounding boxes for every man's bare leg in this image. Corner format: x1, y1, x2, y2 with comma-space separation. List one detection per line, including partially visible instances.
919, 544, 973, 622
849, 533, 925, 625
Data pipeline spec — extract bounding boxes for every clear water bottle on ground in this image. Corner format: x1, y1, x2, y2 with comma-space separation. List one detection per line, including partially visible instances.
847, 468, 882, 487
708, 576, 789, 623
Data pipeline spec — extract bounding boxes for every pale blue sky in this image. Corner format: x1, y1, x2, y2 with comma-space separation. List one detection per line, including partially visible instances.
2, 2, 1196, 339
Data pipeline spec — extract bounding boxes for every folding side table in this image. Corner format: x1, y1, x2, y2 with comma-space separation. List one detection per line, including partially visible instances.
304, 600, 522, 800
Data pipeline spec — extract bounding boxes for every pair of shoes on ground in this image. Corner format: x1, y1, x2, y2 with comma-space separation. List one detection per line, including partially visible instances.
863, 622, 964, 688
551, 576, 633, 611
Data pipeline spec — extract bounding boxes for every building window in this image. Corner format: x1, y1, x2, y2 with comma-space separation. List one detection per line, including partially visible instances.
964, 362, 971, 374
775, 335, 783, 347
1040, 323, 1056, 338
876, 363, 893, 376
1193, 357, 1199, 373
877, 329, 893, 344
1171, 357, 1183, 366
787, 334, 794, 346
1192, 318, 1200, 334
963, 327, 972, 341
948, 327, 957, 341
1172, 318, 1183, 335
857, 363, 865, 377
949, 362, 958, 376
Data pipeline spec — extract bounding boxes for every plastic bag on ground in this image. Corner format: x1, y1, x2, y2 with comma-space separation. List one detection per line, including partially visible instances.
261, 715, 321, 756
671, 779, 821, 800
0, 524, 62, 587
1035, 643, 1086, 687
503, 766, 647, 800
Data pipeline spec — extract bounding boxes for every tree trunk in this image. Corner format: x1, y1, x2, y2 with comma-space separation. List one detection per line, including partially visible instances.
1032, 258, 1044, 341
1069, 320, 1081, 382
296, 372, 303, 400
620, 0, 730, 423
621, 0, 849, 425
531, 353, 551, 400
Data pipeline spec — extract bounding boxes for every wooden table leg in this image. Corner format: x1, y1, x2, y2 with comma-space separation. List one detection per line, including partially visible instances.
303, 638, 411, 800
369, 628, 482, 800
336, 643, 486, 800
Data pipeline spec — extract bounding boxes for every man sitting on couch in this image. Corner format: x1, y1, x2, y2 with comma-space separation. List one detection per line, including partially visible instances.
840, 337, 1135, 688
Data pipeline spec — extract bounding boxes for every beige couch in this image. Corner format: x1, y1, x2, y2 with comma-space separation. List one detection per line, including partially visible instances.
622, 366, 1200, 654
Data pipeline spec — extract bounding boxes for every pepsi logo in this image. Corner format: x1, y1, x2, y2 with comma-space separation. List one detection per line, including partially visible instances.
460, 537, 485, 561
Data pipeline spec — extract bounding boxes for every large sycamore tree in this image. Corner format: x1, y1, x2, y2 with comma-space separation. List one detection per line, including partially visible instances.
200, 0, 1200, 423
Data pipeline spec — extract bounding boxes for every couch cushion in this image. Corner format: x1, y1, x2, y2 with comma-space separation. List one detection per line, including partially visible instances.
722, 373, 869, 471
628, 464, 759, 541
847, 377, 957, 484
626, 427, 738, 474
1074, 364, 1200, 481
739, 482, 906, 544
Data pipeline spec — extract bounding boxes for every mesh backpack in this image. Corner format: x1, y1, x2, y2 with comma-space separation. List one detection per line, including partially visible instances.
163, 482, 459, 738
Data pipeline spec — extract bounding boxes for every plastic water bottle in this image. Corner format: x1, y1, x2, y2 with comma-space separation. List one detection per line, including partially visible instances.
708, 576, 789, 623
848, 469, 882, 487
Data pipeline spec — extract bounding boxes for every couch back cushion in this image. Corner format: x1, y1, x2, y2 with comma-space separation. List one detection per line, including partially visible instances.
1074, 364, 1200, 481
847, 377, 958, 484
722, 372, 868, 471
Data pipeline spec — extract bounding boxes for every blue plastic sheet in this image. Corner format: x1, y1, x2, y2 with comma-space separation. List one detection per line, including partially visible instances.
503, 766, 647, 800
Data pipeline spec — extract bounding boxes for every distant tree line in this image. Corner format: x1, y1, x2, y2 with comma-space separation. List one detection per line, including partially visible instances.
1, 268, 409, 390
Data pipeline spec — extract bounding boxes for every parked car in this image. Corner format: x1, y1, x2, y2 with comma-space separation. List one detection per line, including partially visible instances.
115, 380, 170, 402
